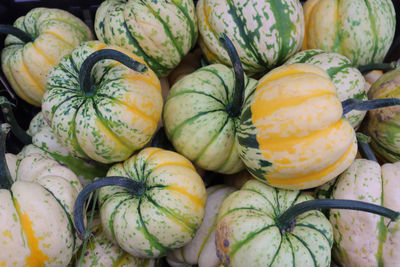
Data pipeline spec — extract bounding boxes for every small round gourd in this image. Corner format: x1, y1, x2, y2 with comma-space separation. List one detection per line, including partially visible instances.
285, 49, 367, 128
238, 63, 357, 190
74, 147, 207, 258
302, 0, 396, 66
197, 0, 304, 74
167, 185, 236, 267
1, 8, 93, 106
42, 41, 163, 164
94, 0, 198, 77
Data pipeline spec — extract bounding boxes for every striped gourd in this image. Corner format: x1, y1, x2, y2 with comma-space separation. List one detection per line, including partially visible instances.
95, 0, 198, 77
42, 41, 163, 164
302, 0, 396, 66
1, 8, 93, 106
1, 124, 83, 267
167, 185, 236, 267
285, 49, 368, 128
238, 64, 357, 190
197, 0, 304, 74
74, 148, 207, 259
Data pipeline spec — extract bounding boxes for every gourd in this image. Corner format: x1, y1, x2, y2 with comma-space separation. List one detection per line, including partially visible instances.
94, 0, 198, 77
163, 34, 257, 174
0, 124, 83, 266
0, 8, 93, 106
42, 41, 163, 164
74, 147, 207, 258
167, 185, 236, 267
76, 216, 159, 267
215, 179, 400, 267
196, 0, 304, 74
326, 136, 400, 266
0, 98, 107, 185
285, 49, 367, 128
302, 0, 396, 66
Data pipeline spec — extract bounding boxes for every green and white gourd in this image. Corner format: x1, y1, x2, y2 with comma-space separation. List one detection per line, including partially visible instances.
285, 49, 368, 128
95, 0, 198, 77
167, 185, 236, 267
197, 0, 304, 74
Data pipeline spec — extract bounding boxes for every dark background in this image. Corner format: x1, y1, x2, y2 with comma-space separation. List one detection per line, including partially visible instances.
1, 0, 400, 153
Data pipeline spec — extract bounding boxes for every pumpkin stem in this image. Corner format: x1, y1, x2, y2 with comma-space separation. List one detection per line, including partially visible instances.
219, 34, 244, 117
79, 49, 148, 97
275, 199, 400, 233
0, 24, 33, 43
356, 133, 378, 162
0, 97, 32, 145
358, 61, 400, 74
0, 124, 14, 190
73, 176, 146, 240
342, 98, 400, 115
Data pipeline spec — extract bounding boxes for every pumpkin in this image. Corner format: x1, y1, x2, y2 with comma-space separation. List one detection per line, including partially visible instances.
167, 185, 236, 267
302, 0, 396, 66
74, 147, 207, 258
365, 67, 400, 162
237, 63, 357, 190
163, 34, 257, 174
215, 179, 399, 267
196, 0, 304, 74
223, 170, 253, 189
1, 8, 93, 106
42, 41, 163, 164
76, 216, 160, 267
285, 49, 368, 128
0, 124, 83, 266
94, 0, 198, 77
325, 137, 400, 266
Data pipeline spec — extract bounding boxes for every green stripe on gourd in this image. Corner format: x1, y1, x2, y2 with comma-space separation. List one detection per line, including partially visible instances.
94, 0, 197, 77
285, 49, 368, 129
196, 0, 304, 74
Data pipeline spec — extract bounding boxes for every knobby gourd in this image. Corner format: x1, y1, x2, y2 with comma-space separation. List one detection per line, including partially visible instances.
302, 0, 396, 66
74, 147, 207, 258
0, 8, 93, 106
42, 41, 163, 164
197, 0, 304, 74
94, 0, 198, 77
0, 124, 83, 267
215, 179, 400, 267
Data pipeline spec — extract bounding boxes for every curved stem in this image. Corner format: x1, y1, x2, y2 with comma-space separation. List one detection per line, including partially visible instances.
356, 133, 378, 162
358, 61, 400, 73
79, 49, 148, 96
275, 199, 400, 232
73, 176, 146, 240
219, 33, 244, 117
342, 98, 400, 115
0, 25, 33, 43
0, 124, 14, 190
0, 97, 32, 145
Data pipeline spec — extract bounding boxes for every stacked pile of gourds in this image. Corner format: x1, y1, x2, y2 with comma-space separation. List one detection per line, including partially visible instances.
0, 0, 399, 266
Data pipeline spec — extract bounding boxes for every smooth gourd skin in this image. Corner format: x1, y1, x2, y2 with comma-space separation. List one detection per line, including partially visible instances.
329, 159, 400, 266
1, 8, 93, 106
42, 41, 163, 164
302, 0, 396, 67
98, 148, 206, 258
95, 0, 198, 77
76, 217, 159, 267
215, 179, 333, 267
238, 64, 357, 190
197, 0, 304, 74
366, 68, 400, 162
285, 49, 368, 128
167, 185, 236, 267
163, 64, 257, 174
1, 153, 82, 267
